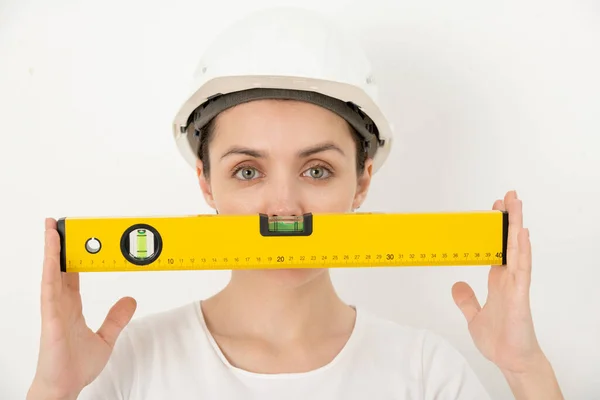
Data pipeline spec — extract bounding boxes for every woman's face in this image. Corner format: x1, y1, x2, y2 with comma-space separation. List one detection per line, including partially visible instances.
196, 99, 373, 287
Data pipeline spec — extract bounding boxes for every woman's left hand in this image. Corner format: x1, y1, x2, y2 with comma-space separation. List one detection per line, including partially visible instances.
451, 190, 546, 374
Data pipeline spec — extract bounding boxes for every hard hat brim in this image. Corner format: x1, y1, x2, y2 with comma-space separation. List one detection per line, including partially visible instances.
172, 75, 393, 173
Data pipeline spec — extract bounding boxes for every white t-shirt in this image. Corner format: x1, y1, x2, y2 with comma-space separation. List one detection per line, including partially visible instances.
78, 301, 491, 399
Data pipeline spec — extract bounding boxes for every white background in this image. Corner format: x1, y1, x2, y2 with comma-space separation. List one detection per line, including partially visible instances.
1, 0, 599, 398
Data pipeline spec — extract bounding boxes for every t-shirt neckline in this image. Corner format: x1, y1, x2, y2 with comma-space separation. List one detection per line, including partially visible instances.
193, 301, 365, 380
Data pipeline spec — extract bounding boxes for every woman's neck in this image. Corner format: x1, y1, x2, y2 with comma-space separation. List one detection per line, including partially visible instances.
200, 269, 355, 346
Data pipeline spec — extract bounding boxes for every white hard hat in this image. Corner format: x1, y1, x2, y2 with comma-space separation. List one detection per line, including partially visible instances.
172, 7, 394, 173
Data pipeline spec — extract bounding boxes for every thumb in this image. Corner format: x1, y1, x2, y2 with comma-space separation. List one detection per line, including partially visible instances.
451, 282, 481, 324
96, 297, 137, 348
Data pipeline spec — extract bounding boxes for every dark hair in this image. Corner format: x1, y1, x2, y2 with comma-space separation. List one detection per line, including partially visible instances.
196, 114, 369, 179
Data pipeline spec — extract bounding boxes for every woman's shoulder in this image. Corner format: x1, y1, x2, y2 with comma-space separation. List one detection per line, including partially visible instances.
78, 302, 211, 399
354, 307, 482, 375
352, 307, 490, 397
127, 301, 201, 329
98, 302, 207, 376
122, 301, 204, 346
355, 306, 443, 348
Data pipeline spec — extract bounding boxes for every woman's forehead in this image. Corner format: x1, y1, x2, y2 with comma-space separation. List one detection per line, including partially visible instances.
211, 99, 355, 146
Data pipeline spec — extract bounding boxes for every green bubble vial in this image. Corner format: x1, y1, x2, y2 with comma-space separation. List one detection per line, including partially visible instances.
268, 216, 305, 232
136, 229, 148, 258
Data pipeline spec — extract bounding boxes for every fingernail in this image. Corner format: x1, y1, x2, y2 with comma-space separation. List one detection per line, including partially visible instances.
514, 190, 518, 199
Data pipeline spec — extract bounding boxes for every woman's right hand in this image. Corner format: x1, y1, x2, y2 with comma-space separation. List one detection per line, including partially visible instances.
27, 218, 137, 400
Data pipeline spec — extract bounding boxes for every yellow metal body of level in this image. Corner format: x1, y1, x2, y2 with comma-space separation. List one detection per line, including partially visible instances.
57, 211, 508, 273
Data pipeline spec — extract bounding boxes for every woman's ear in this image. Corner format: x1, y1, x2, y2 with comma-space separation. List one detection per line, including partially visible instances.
196, 159, 216, 210
352, 158, 373, 210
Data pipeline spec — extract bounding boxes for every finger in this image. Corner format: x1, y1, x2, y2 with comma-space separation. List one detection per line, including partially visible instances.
64, 271, 80, 292
451, 281, 481, 324
491, 200, 507, 270
96, 297, 137, 348
492, 199, 505, 212
48, 216, 80, 291
45, 217, 56, 231
41, 218, 62, 316
505, 191, 523, 274
516, 227, 532, 286
503, 189, 517, 205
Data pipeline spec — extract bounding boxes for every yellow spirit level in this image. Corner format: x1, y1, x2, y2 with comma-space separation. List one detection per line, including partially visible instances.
57, 211, 508, 273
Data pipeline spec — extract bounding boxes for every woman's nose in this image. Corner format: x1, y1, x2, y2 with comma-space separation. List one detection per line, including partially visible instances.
262, 180, 303, 217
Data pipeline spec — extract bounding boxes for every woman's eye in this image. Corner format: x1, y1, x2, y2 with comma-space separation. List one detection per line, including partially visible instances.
303, 166, 331, 179
235, 167, 259, 180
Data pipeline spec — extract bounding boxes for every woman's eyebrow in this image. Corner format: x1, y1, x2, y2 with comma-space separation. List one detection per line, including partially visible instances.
220, 147, 265, 160
298, 142, 345, 158
219, 142, 345, 160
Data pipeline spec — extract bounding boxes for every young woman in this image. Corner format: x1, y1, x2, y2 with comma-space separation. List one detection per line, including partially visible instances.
28, 7, 563, 400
